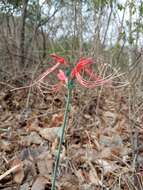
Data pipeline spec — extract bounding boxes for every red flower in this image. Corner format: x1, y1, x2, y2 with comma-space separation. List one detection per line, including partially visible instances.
50, 54, 67, 65
71, 57, 93, 77
71, 57, 109, 88
35, 55, 67, 92
12, 55, 114, 93
12, 54, 67, 93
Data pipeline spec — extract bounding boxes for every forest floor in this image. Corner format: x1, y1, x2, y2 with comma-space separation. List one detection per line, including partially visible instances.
0, 81, 143, 190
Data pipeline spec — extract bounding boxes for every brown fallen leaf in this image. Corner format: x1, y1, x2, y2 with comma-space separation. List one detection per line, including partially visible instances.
87, 161, 103, 186
88, 169, 102, 186
37, 151, 53, 177
10, 158, 24, 184
0, 140, 12, 152
20, 182, 30, 190
26, 118, 62, 142
26, 118, 40, 132
103, 111, 117, 126
99, 133, 123, 149
59, 174, 79, 190
96, 159, 117, 174
50, 113, 64, 127
20, 131, 43, 146
31, 176, 50, 190
39, 127, 62, 142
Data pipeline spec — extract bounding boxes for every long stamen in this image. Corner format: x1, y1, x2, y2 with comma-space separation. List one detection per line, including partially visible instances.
76, 74, 106, 88
76, 71, 125, 88
11, 62, 61, 91
35, 62, 60, 83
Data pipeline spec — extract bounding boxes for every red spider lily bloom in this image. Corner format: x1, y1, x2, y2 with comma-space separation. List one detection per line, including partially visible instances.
71, 58, 110, 88
34, 55, 67, 92
54, 57, 112, 89
36, 54, 67, 83
12, 55, 116, 93
11, 54, 67, 92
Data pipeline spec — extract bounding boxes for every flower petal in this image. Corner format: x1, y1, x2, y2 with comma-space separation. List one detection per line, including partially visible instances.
71, 57, 93, 78
84, 67, 103, 81
57, 70, 68, 83
50, 54, 67, 65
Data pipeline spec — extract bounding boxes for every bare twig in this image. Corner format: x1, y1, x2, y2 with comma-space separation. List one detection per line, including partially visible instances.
0, 164, 21, 181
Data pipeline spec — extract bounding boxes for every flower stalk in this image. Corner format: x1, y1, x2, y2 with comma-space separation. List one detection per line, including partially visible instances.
51, 83, 72, 190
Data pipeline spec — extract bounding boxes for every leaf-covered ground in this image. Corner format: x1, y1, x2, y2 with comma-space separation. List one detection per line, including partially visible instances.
0, 84, 142, 190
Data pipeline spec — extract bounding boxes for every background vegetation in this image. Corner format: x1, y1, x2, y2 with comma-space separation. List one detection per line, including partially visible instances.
0, 0, 143, 78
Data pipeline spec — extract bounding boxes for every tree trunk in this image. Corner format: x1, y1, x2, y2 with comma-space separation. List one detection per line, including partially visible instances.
19, 0, 29, 69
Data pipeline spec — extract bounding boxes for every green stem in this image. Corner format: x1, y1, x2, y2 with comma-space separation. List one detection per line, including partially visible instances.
51, 87, 72, 190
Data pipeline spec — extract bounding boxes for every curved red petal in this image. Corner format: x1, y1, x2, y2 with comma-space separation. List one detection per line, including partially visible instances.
77, 58, 93, 70
71, 58, 94, 78
50, 54, 67, 65
84, 67, 103, 81
57, 70, 68, 83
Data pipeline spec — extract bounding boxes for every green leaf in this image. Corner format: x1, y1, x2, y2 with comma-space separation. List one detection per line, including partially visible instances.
117, 3, 124, 11
139, 3, 143, 15
128, 36, 134, 44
